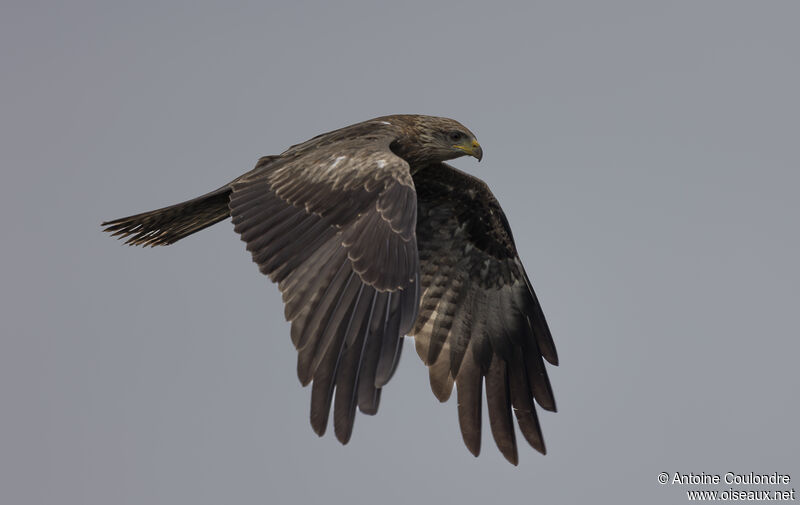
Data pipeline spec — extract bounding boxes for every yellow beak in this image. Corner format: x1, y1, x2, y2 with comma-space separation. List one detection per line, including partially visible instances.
454, 139, 483, 161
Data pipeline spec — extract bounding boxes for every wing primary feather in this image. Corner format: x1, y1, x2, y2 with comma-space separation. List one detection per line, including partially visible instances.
357, 292, 388, 414
521, 273, 558, 366
428, 351, 454, 402
307, 271, 362, 379
455, 348, 483, 457
269, 223, 337, 283
344, 285, 373, 347
230, 192, 286, 226
308, 315, 350, 437
282, 239, 342, 324
254, 215, 331, 276
485, 356, 519, 465
426, 270, 460, 365
521, 324, 557, 412
508, 346, 546, 454
374, 292, 404, 387
485, 290, 515, 362
296, 256, 351, 385
332, 290, 376, 444
448, 288, 474, 379
237, 203, 305, 243
399, 272, 421, 335
287, 245, 342, 348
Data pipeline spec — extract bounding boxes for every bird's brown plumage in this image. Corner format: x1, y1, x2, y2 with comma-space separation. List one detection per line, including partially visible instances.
101, 114, 556, 464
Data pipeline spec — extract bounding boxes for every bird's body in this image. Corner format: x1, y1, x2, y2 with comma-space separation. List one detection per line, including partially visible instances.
103, 114, 557, 464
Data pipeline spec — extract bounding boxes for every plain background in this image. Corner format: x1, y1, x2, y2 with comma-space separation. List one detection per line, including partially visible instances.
2, 1, 798, 504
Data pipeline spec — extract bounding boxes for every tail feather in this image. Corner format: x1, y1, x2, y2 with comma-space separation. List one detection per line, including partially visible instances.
102, 186, 232, 247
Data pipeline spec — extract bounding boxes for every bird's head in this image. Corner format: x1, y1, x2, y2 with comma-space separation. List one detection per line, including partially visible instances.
389, 115, 483, 164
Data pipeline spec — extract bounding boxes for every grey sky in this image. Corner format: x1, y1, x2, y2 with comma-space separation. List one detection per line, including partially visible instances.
2, 1, 798, 504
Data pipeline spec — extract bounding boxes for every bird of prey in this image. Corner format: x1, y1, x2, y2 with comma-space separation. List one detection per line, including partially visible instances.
102, 114, 558, 465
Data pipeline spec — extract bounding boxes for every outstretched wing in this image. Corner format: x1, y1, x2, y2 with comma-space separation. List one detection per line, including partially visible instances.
410, 163, 558, 465
229, 132, 420, 444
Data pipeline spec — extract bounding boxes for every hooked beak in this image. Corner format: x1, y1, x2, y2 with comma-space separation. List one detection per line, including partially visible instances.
470, 140, 483, 161
454, 139, 483, 161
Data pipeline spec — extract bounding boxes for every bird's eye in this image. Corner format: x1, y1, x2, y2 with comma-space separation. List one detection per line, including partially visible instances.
449, 131, 464, 142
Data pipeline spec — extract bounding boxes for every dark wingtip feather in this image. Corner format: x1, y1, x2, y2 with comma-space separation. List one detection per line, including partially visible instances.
334, 425, 354, 445
357, 388, 381, 415
374, 293, 405, 388
309, 373, 332, 436
508, 349, 549, 456
310, 416, 327, 437
296, 353, 315, 387
530, 365, 557, 412
455, 353, 483, 458
355, 292, 387, 412
522, 281, 558, 367
537, 326, 559, 367
429, 360, 454, 403
308, 329, 350, 438
333, 293, 378, 446
486, 358, 519, 465
543, 342, 559, 366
